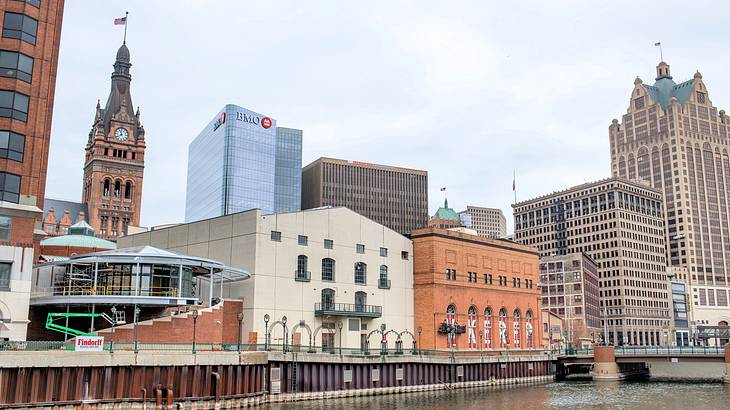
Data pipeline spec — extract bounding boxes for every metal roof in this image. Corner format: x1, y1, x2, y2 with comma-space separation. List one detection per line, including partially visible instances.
36, 245, 251, 283
40, 234, 117, 249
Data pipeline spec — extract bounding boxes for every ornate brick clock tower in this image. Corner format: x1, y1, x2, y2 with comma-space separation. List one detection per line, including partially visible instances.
82, 42, 145, 239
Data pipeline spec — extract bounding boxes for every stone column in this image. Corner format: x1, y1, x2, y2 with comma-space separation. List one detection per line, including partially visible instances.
724, 346, 730, 383
591, 346, 621, 381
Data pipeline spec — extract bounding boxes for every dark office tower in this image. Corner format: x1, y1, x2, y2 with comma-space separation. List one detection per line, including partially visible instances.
301, 157, 428, 234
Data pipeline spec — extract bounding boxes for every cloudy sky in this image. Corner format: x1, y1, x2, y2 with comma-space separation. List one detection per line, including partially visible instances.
46, 1, 730, 232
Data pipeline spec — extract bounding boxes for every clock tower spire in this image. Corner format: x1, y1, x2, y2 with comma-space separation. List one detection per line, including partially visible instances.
82, 43, 146, 239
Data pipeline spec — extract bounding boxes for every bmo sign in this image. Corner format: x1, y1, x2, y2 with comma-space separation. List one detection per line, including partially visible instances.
235, 110, 274, 130
75, 336, 104, 351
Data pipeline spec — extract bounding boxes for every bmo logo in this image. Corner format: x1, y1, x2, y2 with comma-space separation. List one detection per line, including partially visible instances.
212, 111, 226, 131
235, 111, 274, 129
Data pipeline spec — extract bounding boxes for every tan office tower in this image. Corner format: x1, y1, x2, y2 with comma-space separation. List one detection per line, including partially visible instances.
459, 206, 507, 238
513, 178, 671, 346
301, 157, 428, 234
609, 62, 730, 331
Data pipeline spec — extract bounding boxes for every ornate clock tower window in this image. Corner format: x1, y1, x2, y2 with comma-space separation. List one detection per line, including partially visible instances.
82, 42, 146, 240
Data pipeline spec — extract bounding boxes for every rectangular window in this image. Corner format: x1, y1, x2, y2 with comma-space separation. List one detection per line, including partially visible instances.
270, 230, 281, 242
2, 12, 38, 45
0, 130, 24, 162
297, 235, 308, 246
0, 262, 10, 291
324, 239, 333, 249
379, 247, 387, 257
401, 251, 409, 260
0, 50, 33, 83
0, 216, 10, 241
0, 90, 29, 121
0, 172, 20, 203
356, 244, 365, 254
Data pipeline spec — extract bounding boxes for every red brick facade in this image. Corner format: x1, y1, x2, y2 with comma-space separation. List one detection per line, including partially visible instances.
412, 228, 543, 350
0, 1, 63, 247
99, 301, 243, 345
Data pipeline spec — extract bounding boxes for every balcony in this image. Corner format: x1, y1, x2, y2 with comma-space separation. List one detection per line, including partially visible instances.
378, 278, 391, 289
314, 302, 382, 318
295, 270, 311, 282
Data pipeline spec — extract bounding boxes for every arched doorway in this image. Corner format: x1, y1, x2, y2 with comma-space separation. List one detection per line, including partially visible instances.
467, 306, 477, 348
483, 307, 492, 349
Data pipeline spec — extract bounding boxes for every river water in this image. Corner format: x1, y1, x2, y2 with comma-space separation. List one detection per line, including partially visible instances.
264, 381, 730, 409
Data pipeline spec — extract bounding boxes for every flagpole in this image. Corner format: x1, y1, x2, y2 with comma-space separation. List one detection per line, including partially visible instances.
123, 11, 129, 44
513, 169, 517, 205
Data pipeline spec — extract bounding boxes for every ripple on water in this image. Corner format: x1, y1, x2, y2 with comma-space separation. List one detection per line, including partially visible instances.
263, 382, 730, 410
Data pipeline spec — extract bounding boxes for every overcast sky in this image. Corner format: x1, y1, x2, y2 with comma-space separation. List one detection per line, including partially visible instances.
46, 1, 730, 232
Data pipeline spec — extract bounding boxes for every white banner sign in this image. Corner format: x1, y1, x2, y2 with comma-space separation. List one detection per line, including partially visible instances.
75, 336, 104, 351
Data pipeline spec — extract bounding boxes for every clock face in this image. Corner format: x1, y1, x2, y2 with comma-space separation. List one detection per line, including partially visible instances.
114, 127, 129, 141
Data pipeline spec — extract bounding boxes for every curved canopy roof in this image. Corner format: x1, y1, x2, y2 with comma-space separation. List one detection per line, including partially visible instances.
38, 245, 251, 282
40, 233, 117, 250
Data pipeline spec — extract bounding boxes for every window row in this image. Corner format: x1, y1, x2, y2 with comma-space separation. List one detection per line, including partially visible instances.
0, 50, 33, 83
0, 90, 28, 121
295, 255, 390, 288
444, 304, 536, 349
2, 12, 37, 45
0, 130, 24, 161
271, 230, 409, 259
450, 269, 535, 289
0, 172, 20, 203
103, 178, 133, 200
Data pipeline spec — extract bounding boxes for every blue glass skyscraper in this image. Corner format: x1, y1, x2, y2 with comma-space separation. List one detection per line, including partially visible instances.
185, 105, 302, 223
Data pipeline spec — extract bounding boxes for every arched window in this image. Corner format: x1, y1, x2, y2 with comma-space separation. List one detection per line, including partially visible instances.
525, 310, 534, 348
513, 309, 521, 348
296, 255, 309, 281
355, 291, 367, 312
446, 304, 456, 348
103, 179, 110, 197
321, 288, 335, 309
379, 265, 389, 289
114, 180, 121, 198
322, 258, 335, 282
124, 181, 132, 199
467, 306, 477, 348
354, 262, 366, 285
483, 307, 492, 349
498, 308, 507, 348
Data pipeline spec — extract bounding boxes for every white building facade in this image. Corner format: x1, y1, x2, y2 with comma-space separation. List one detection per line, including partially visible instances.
119, 207, 414, 351
459, 206, 507, 239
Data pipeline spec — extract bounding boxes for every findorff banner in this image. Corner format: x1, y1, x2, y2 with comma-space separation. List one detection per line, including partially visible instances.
75, 336, 104, 351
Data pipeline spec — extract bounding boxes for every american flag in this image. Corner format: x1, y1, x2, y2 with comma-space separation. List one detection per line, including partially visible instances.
440, 187, 446, 192
114, 16, 127, 25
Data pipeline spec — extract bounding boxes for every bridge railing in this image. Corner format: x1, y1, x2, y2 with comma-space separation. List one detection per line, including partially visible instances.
614, 345, 725, 355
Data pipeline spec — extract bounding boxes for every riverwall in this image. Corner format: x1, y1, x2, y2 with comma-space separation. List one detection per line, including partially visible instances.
0, 350, 555, 408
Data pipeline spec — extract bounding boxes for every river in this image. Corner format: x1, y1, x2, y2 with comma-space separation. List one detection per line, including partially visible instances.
264, 381, 730, 409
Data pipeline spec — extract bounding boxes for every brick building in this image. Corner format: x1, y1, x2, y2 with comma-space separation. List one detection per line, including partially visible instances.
0, 0, 64, 340
44, 40, 146, 241
412, 227, 542, 350
427, 199, 463, 230
539, 253, 601, 346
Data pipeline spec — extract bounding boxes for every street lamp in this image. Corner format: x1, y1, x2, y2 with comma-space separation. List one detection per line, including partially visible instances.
380, 323, 387, 355
110, 306, 117, 354
191, 309, 199, 354
282, 315, 288, 353
264, 314, 270, 351
479, 330, 483, 362
338, 321, 343, 355
237, 312, 244, 353
417, 326, 422, 355
133, 306, 140, 354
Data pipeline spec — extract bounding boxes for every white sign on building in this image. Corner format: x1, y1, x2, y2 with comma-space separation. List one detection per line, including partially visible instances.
75, 336, 104, 351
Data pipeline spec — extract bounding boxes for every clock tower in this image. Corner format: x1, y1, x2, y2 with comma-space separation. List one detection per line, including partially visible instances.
82, 42, 146, 239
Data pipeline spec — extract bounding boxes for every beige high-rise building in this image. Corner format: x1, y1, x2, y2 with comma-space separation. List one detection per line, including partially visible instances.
609, 61, 730, 331
459, 206, 507, 238
301, 157, 428, 234
513, 177, 671, 346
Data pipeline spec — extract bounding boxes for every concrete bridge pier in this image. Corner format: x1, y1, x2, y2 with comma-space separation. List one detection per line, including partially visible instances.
724, 347, 730, 384
590, 346, 622, 381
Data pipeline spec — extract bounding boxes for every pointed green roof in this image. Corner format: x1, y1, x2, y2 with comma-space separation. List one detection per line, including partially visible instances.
434, 199, 460, 221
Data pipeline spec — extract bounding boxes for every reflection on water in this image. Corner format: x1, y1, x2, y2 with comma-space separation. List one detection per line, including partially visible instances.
264, 381, 730, 410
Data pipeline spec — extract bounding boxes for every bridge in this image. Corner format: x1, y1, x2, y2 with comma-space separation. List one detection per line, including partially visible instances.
557, 346, 730, 382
